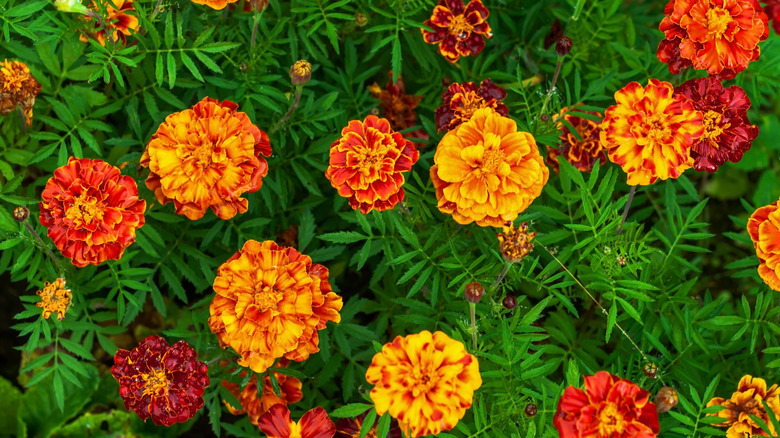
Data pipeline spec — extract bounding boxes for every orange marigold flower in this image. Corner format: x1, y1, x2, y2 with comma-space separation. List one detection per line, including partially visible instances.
368, 71, 428, 141
747, 200, 780, 291
0, 59, 42, 127
674, 77, 758, 173
435, 79, 508, 132
208, 240, 343, 374
430, 108, 549, 227
258, 404, 336, 438
223, 369, 303, 426
600, 79, 703, 186
191, 0, 238, 10
141, 97, 271, 220
365, 330, 482, 438
40, 157, 146, 268
36, 278, 72, 321
80, 0, 140, 47
554, 371, 660, 438
421, 0, 492, 62
497, 221, 536, 263
111, 335, 210, 426
658, 0, 769, 80
763, 0, 780, 33
546, 107, 606, 173
335, 410, 403, 438
706, 375, 780, 437
325, 115, 419, 214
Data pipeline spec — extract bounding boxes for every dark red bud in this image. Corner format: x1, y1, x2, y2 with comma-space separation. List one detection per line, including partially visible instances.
556, 36, 573, 57
502, 295, 517, 310
464, 282, 485, 304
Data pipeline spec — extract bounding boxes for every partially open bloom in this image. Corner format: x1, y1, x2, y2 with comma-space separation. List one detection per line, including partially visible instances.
748, 200, 780, 291
655, 387, 679, 413
657, 0, 769, 80
674, 77, 758, 173
368, 72, 428, 140
290, 60, 312, 86
40, 157, 146, 267
325, 115, 419, 214
111, 335, 209, 426
258, 404, 336, 438
430, 108, 549, 227
335, 410, 403, 438
209, 240, 342, 373
365, 330, 482, 437
190, 0, 238, 10
223, 368, 303, 426
554, 371, 660, 438
0, 59, 42, 127
141, 97, 271, 220
36, 278, 71, 321
12, 206, 29, 222
706, 375, 780, 437
435, 79, 508, 132
421, 0, 492, 62
80, 0, 139, 46
497, 221, 536, 263
763, 0, 780, 33
546, 107, 606, 173
600, 79, 703, 186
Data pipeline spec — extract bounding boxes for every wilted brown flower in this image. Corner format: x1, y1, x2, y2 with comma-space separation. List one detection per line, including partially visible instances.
368, 72, 428, 140
0, 59, 41, 127
497, 222, 536, 263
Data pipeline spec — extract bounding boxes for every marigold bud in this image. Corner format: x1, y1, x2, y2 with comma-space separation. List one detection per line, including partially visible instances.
642, 362, 658, 379
464, 282, 484, 304
355, 12, 368, 27
540, 114, 550, 122
616, 255, 627, 267
12, 206, 29, 222
289, 60, 312, 86
502, 295, 517, 310
248, 0, 268, 12
655, 387, 678, 413
525, 403, 537, 417
556, 36, 573, 57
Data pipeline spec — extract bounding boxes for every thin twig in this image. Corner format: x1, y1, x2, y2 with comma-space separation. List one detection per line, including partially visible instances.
469, 303, 477, 351
617, 185, 637, 236
538, 57, 563, 120
491, 263, 510, 290
24, 222, 59, 268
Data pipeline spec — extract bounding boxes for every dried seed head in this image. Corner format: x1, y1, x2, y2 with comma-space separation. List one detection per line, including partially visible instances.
525, 403, 537, 417
502, 295, 517, 310
12, 206, 29, 222
655, 387, 678, 413
464, 282, 485, 304
289, 60, 312, 86
556, 36, 573, 57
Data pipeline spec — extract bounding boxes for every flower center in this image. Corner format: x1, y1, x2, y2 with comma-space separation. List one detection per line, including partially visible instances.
644, 115, 671, 143
597, 402, 627, 435
254, 285, 282, 312
480, 148, 505, 174
141, 368, 169, 397
706, 7, 732, 37
701, 110, 729, 147
457, 91, 487, 122
66, 194, 105, 226
450, 15, 474, 40
411, 365, 437, 397
192, 141, 215, 168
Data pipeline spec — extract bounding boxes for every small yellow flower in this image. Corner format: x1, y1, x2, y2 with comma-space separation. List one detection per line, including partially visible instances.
289, 60, 312, 86
36, 278, 72, 320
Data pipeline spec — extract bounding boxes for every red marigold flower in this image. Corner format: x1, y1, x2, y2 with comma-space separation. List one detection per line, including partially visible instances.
368, 72, 428, 141
141, 97, 271, 220
674, 77, 758, 173
334, 410, 403, 438
763, 0, 780, 33
546, 107, 606, 173
324, 115, 419, 214
222, 368, 303, 427
748, 200, 780, 291
554, 371, 660, 438
258, 404, 336, 438
0, 59, 42, 127
421, 0, 492, 62
40, 157, 146, 267
111, 335, 209, 426
435, 78, 509, 132
657, 0, 769, 80
80, 0, 140, 47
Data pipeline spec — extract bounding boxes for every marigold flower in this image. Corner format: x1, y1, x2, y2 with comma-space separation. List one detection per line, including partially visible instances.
324, 115, 419, 214
435, 78, 509, 132
763, 0, 780, 33
748, 200, 780, 291
80, 0, 139, 47
365, 330, 482, 438
546, 107, 606, 173
335, 410, 403, 438
674, 77, 758, 173
191, 0, 238, 10
706, 375, 780, 438
111, 335, 210, 426
222, 368, 303, 426
368, 72, 428, 140
290, 60, 312, 86
497, 221, 536, 263
0, 59, 41, 127
141, 97, 271, 220
36, 278, 71, 320
657, 0, 769, 80
421, 0, 492, 62
258, 404, 336, 438
430, 108, 549, 227
600, 79, 703, 186
209, 240, 343, 374
554, 371, 660, 438
40, 157, 146, 267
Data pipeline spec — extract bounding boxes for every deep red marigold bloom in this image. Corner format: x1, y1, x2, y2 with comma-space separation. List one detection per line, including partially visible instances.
546, 107, 607, 173
40, 157, 146, 267
191, 0, 238, 10
141, 97, 271, 220
223, 369, 303, 426
706, 375, 780, 437
209, 240, 343, 373
600, 79, 703, 186
111, 335, 209, 426
748, 200, 780, 291
421, 0, 492, 62
325, 115, 419, 214
80, 0, 139, 46
763, 0, 780, 33
435, 79, 508, 132
0, 59, 41, 127
658, 0, 769, 80
258, 404, 336, 438
367, 72, 428, 140
335, 410, 403, 438
554, 371, 660, 438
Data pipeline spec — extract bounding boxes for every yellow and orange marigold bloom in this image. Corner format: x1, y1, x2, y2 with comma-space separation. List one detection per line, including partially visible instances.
368, 71, 428, 141
706, 375, 780, 437
658, 0, 769, 80
554, 371, 660, 438
111, 335, 210, 426
209, 240, 342, 374
40, 157, 146, 268
600, 79, 704, 186
421, 0, 492, 62
430, 108, 548, 227
325, 115, 419, 214
141, 97, 271, 221
435, 79, 509, 132
0, 59, 41, 127
258, 404, 336, 438
497, 221, 536, 263
223, 369, 303, 426
191, 0, 238, 10
748, 200, 780, 291
365, 330, 482, 438
546, 107, 607, 173
80, 0, 139, 46
36, 278, 72, 321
